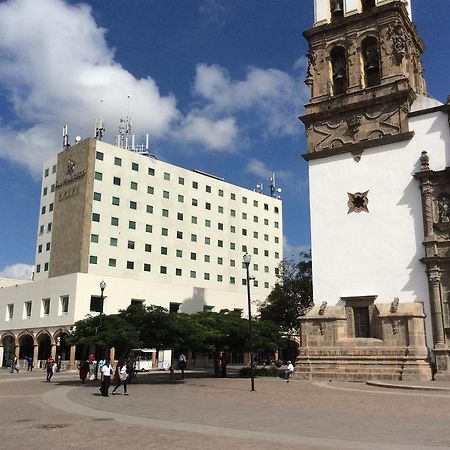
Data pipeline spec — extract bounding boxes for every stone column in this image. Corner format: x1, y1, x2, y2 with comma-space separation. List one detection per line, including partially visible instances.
51, 344, 57, 360
109, 347, 115, 363
420, 181, 434, 238
69, 345, 76, 370
151, 350, 157, 370
429, 274, 445, 348
15, 345, 20, 358
33, 345, 39, 368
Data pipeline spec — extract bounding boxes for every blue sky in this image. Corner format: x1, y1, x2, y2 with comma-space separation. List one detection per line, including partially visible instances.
0, 0, 449, 279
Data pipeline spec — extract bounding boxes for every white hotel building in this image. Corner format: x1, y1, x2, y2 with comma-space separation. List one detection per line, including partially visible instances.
0, 137, 282, 368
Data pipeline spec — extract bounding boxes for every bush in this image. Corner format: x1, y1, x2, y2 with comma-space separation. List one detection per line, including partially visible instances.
274, 360, 283, 368
239, 366, 281, 377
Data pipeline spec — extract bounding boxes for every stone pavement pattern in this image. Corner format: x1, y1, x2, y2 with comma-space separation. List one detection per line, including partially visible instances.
1, 370, 450, 449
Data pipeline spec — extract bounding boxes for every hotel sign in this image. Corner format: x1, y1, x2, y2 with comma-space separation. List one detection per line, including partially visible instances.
55, 159, 86, 190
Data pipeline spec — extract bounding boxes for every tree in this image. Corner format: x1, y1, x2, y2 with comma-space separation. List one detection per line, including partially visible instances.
258, 251, 313, 361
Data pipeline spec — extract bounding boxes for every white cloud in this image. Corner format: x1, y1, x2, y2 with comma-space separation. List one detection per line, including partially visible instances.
0, 263, 33, 280
178, 114, 237, 150
193, 63, 308, 137
0, 0, 179, 176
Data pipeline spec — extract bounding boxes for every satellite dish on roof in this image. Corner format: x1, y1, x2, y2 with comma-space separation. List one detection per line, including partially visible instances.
75, 136, 82, 143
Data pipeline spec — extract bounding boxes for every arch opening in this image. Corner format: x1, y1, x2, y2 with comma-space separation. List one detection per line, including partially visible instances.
362, 36, 381, 87
330, 46, 348, 95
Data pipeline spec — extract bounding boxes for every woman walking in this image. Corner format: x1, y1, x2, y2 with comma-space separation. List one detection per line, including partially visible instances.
112, 359, 129, 396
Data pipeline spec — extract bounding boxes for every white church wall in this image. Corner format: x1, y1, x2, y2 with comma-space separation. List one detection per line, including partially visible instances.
309, 109, 449, 347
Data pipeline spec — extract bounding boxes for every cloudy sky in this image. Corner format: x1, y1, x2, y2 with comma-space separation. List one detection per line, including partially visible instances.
0, 0, 449, 279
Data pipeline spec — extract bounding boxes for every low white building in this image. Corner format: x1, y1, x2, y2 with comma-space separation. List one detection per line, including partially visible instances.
0, 137, 283, 368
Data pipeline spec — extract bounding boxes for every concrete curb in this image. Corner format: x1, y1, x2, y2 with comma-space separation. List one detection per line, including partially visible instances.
366, 381, 450, 392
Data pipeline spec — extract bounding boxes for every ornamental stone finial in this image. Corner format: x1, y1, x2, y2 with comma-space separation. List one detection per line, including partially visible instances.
420, 151, 429, 171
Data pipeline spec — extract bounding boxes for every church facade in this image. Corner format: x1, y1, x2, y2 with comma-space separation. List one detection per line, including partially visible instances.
297, 0, 450, 380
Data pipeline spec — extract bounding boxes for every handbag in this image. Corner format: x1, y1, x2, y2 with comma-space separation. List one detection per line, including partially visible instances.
120, 372, 128, 381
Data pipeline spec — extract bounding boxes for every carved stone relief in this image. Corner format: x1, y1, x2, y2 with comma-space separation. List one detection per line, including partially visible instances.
347, 191, 369, 214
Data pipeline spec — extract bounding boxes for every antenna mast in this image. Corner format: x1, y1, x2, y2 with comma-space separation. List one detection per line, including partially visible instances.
62, 125, 70, 149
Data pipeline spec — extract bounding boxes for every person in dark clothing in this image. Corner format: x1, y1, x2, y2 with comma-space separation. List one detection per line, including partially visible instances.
218, 352, 227, 377
78, 360, 89, 383
26, 355, 33, 371
112, 360, 129, 395
46, 356, 55, 382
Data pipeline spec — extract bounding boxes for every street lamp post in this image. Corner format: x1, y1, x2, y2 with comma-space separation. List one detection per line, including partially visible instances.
95, 280, 106, 380
243, 253, 255, 392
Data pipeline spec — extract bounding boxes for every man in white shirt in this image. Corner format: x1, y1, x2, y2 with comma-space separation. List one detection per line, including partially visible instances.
284, 361, 294, 382
100, 359, 113, 396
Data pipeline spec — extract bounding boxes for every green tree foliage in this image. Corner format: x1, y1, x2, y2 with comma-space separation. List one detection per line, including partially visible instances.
258, 251, 313, 332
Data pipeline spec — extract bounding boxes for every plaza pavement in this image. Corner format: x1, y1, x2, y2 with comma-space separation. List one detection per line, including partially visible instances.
1, 368, 450, 450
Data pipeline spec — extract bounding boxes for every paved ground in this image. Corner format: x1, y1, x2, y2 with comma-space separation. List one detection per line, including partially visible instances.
1, 368, 450, 449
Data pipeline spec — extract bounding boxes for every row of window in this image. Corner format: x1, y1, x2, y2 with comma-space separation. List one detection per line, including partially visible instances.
93, 164, 280, 213
37, 243, 51, 253
42, 184, 56, 196
41, 203, 54, 215
43, 164, 57, 177
38, 222, 52, 235
6, 296, 69, 320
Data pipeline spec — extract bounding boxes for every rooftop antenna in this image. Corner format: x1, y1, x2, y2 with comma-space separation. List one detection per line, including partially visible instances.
94, 119, 105, 141
62, 125, 70, 149
270, 172, 282, 199
117, 116, 132, 149
255, 182, 264, 194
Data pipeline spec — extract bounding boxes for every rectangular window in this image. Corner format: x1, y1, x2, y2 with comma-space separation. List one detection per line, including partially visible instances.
191, 216, 197, 224
204, 273, 210, 280
218, 206, 223, 214
176, 249, 182, 258
7, 304, 14, 320
47, 223, 52, 232
163, 190, 169, 199
147, 186, 154, 195
60, 296, 69, 314
205, 219, 211, 227
230, 260, 235, 267
162, 228, 168, 236
253, 263, 258, 271
130, 181, 138, 190
242, 229, 247, 236
242, 213, 247, 220
145, 244, 152, 252
217, 257, 223, 265
264, 282, 269, 289
46, 242, 50, 251
95, 171, 103, 181
25, 301, 32, 318
192, 198, 198, 207
190, 252, 196, 260
50, 184, 55, 193
253, 216, 258, 223
160, 266, 167, 274
264, 250, 269, 257
275, 237, 279, 243
264, 234, 269, 241
264, 203, 269, 211
205, 202, 211, 210
218, 240, 223, 247
264, 219, 269, 225
242, 196, 247, 204
264, 266, 269, 273
253, 200, 258, 207
218, 223, 223, 230
146, 205, 153, 214
144, 263, 151, 272
178, 177, 184, 185
42, 298, 50, 316
89, 255, 97, 264
275, 252, 279, 259
111, 217, 119, 226
96, 151, 104, 161
206, 185, 211, 193
253, 248, 258, 255
177, 213, 183, 221
113, 176, 121, 186
91, 234, 99, 243
205, 237, 210, 245
218, 189, 224, 197
43, 187, 47, 196
164, 172, 170, 181
110, 237, 118, 246
177, 231, 183, 239
162, 209, 169, 217
41, 206, 46, 214
129, 201, 137, 210
275, 206, 279, 214
148, 167, 155, 176
49, 203, 53, 212
190, 271, 196, 279
146, 224, 152, 233
36, 265, 41, 273
176, 268, 182, 276
128, 240, 135, 249
178, 194, 184, 203
161, 247, 168, 255
52, 164, 56, 174
114, 157, 122, 166
192, 181, 198, 189
92, 213, 100, 222
253, 231, 259, 238
90, 296, 103, 313
129, 221, 136, 229
132, 162, 139, 171
230, 277, 235, 284
94, 192, 102, 201
230, 242, 235, 250
217, 275, 223, 282
38, 245, 42, 253
275, 221, 279, 229
242, 245, 247, 252
204, 255, 210, 263
127, 261, 134, 270
109, 258, 116, 267
231, 209, 236, 217
44, 168, 49, 177
230, 225, 235, 233
112, 196, 120, 206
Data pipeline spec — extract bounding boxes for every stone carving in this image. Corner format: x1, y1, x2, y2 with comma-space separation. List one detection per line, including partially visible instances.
392, 319, 400, 335
346, 115, 362, 138
438, 194, 449, 223
305, 48, 317, 85
319, 321, 327, 335
390, 297, 400, 313
318, 301, 327, 315
387, 21, 407, 63
419, 151, 430, 171
347, 191, 369, 214
345, 306, 355, 338
67, 159, 75, 175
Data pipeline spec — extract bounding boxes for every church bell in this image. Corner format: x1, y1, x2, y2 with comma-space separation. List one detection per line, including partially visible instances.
331, 0, 343, 16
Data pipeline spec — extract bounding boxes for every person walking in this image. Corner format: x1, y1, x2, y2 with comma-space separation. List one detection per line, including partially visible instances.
100, 358, 113, 397
10, 355, 19, 374
112, 360, 129, 395
46, 356, 55, 382
284, 361, 294, 382
218, 352, 228, 378
26, 355, 33, 371
78, 360, 90, 384
178, 353, 187, 380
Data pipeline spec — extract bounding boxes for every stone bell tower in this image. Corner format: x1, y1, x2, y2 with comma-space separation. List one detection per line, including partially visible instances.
302, 0, 426, 161
295, 0, 450, 381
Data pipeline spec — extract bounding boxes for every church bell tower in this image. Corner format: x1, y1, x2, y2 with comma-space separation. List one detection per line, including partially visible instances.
301, 0, 426, 160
